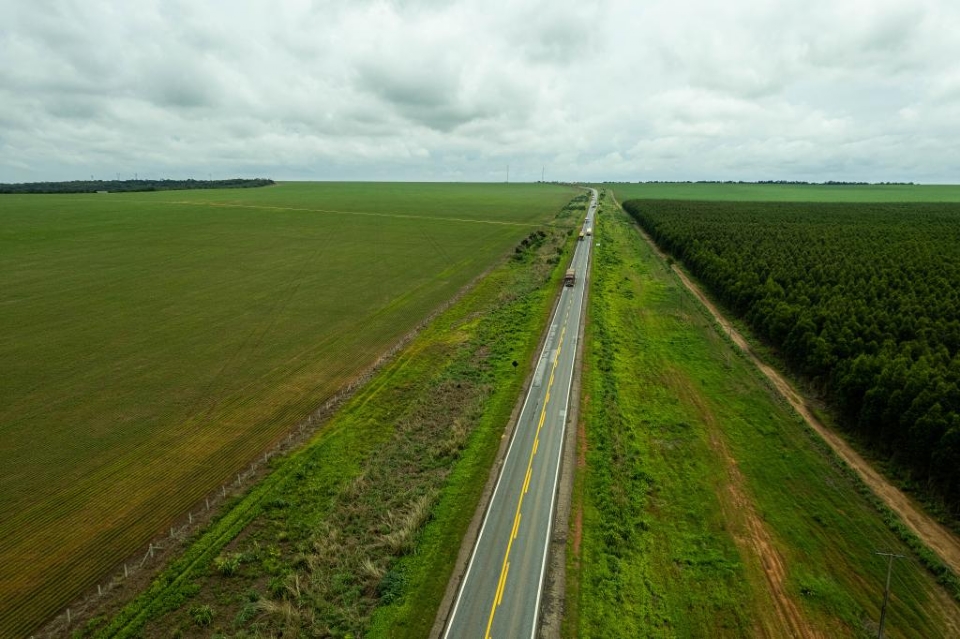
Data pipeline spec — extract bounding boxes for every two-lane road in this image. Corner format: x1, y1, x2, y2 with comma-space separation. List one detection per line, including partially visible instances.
444, 188, 596, 638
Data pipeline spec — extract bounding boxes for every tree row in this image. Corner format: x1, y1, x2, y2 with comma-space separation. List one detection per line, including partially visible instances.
0, 178, 275, 194
624, 199, 960, 512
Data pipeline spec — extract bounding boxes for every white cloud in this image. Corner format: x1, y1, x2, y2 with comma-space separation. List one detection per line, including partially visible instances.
1, 0, 959, 182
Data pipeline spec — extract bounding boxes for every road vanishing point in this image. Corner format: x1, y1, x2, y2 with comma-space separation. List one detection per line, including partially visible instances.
443, 188, 596, 638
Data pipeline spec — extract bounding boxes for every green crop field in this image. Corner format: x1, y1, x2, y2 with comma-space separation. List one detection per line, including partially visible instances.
606, 182, 960, 202
0, 181, 580, 638
566, 194, 960, 637
89, 198, 582, 638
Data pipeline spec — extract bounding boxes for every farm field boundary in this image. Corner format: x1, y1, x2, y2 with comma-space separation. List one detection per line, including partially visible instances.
163, 200, 548, 227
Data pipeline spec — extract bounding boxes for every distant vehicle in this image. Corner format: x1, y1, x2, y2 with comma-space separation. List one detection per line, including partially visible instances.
564, 268, 576, 287
585, 227, 593, 236
578, 232, 585, 241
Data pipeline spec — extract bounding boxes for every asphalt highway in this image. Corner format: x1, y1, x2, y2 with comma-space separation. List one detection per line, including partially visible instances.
443, 188, 596, 639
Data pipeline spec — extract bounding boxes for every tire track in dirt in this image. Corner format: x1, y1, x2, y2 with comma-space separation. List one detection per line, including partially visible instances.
165, 200, 542, 227
620, 198, 960, 581
671, 371, 823, 639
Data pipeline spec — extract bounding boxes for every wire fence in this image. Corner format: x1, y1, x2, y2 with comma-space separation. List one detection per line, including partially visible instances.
31, 429, 298, 639
31, 284, 471, 639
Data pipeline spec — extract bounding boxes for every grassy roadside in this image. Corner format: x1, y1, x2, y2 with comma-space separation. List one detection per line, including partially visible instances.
82, 193, 586, 638
565, 195, 960, 637
366, 201, 583, 638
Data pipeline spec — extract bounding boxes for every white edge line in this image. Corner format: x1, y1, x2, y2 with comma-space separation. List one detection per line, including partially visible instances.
528, 189, 594, 639
442, 230, 578, 639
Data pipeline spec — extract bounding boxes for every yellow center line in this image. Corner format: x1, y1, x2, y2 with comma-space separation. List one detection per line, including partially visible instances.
497, 562, 510, 606
484, 323, 567, 638
494, 562, 509, 608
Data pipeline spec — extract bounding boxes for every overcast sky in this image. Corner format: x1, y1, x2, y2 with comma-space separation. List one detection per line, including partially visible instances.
2, 0, 959, 183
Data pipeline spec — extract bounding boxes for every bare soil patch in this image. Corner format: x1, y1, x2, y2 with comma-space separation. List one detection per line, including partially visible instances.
669, 370, 823, 639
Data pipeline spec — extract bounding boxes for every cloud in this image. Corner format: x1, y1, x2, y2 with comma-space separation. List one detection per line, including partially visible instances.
1, 0, 959, 182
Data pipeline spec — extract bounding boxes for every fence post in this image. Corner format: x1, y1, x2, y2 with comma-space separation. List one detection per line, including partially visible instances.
188, 512, 193, 524
124, 563, 128, 578
206, 497, 210, 510
66, 609, 71, 624
222, 485, 227, 497
98, 584, 102, 596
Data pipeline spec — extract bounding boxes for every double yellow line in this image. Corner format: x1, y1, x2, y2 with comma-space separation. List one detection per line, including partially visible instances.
484, 320, 568, 638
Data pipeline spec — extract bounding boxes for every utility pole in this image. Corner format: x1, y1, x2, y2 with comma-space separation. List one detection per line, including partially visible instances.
875, 551, 903, 638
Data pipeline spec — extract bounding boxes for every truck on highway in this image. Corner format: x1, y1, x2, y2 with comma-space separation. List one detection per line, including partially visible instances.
585, 227, 593, 236
564, 268, 576, 287
578, 231, 585, 241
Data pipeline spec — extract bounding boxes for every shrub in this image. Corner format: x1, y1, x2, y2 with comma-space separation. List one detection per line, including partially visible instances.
188, 604, 213, 627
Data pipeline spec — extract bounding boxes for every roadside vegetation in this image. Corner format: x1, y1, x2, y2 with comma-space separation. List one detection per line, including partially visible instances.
566, 194, 960, 637
72, 192, 587, 637
625, 199, 960, 519
0, 182, 579, 638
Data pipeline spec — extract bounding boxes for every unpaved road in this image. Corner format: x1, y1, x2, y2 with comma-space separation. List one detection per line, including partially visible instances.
620, 198, 960, 578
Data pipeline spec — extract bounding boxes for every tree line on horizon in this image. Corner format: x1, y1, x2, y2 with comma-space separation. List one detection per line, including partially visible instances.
624, 198, 960, 512
0, 178, 275, 194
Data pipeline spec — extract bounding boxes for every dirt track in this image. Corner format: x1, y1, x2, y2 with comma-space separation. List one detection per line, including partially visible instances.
627, 214, 960, 579
670, 368, 823, 638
